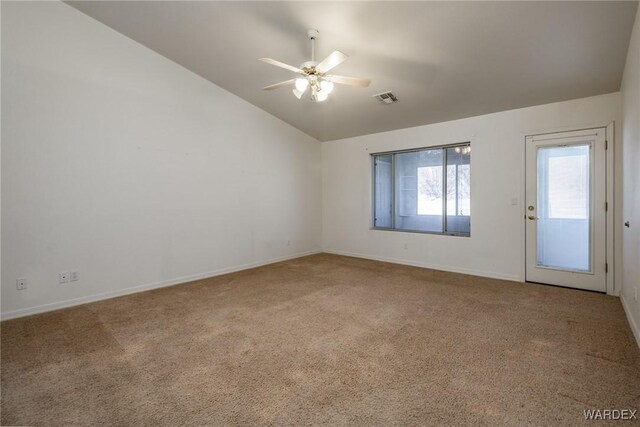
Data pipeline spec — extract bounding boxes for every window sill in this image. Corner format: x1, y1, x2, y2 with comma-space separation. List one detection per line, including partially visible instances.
370, 227, 470, 237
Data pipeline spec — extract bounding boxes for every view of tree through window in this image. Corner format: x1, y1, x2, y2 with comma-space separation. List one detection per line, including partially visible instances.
417, 166, 442, 215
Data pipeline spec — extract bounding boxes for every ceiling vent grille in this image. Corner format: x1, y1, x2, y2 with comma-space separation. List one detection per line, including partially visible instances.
374, 91, 398, 104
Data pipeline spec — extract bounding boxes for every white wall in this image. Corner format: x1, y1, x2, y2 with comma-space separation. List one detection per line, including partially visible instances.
621, 6, 640, 346
0, 1, 632, 326
323, 93, 621, 283
1, 2, 322, 319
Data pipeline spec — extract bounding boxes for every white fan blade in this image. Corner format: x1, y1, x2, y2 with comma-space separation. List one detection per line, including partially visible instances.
326, 74, 371, 87
263, 79, 296, 90
315, 50, 348, 74
259, 58, 304, 74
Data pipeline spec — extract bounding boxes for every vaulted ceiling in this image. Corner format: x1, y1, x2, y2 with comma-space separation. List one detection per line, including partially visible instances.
67, 1, 638, 141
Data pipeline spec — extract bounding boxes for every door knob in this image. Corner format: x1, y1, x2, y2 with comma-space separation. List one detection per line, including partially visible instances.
528, 205, 535, 211
527, 215, 536, 220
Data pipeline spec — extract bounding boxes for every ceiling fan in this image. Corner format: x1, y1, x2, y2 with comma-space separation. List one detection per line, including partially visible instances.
260, 29, 371, 102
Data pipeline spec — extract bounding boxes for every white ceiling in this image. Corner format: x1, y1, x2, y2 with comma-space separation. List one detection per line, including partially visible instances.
67, 1, 638, 141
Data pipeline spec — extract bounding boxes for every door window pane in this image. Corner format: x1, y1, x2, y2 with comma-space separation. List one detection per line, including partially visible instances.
536, 144, 590, 271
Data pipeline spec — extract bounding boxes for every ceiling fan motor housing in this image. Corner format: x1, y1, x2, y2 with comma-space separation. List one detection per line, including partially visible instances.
301, 61, 319, 72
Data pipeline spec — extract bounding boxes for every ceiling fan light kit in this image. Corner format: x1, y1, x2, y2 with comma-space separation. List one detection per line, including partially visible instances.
260, 29, 371, 102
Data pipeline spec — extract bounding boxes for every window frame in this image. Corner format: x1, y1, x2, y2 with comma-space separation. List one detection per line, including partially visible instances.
370, 142, 471, 237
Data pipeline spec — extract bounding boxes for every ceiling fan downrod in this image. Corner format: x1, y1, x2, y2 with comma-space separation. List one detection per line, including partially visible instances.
308, 29, 319, 63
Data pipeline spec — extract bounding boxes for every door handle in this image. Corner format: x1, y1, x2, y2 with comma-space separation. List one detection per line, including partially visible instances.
527, 215, 537, 220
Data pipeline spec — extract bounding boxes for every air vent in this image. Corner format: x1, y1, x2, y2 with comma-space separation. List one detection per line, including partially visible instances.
373, 91, 398, 104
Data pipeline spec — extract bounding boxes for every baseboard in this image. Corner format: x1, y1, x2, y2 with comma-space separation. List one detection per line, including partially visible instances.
323, 249, 522, 282
620, 294, 640, 349
0, 249, 322, 321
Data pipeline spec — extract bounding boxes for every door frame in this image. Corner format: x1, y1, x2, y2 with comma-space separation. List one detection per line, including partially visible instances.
522, 122, 615, 295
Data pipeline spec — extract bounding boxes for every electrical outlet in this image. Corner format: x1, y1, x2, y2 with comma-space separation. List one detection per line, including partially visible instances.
404, 243, 408, 250
70, 271, 79, 282
287, 240, 291, 247
635, 287, 637, 302
16, 278, 27, 290
58, 272, 70, 284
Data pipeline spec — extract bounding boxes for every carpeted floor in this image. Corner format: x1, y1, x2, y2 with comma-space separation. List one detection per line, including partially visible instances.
1, 254, 639, 426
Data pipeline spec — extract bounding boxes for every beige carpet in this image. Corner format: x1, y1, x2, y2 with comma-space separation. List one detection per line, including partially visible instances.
1, 254, 639, 426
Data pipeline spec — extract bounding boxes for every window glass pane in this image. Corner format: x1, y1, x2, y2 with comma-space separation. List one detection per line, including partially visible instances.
373, 155, 392, 228
396, 149, 443, 233
536, 144, 590, 271
445, 146, 471, 235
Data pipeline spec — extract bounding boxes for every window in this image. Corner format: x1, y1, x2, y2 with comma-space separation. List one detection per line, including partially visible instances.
372, 144, 471, 236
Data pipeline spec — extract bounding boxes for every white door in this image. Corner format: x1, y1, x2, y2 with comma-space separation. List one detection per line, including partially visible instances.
525, 128, 607, 292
